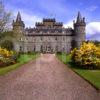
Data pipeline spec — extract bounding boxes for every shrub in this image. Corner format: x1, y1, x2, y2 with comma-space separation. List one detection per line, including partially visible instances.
0, 47, 16, 67
71, 42, 100, 69
1, 40, 13, 51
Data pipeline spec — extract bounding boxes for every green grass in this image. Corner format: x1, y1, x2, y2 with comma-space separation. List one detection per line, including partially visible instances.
57, 53, 100, 90
0, 53, 40, 75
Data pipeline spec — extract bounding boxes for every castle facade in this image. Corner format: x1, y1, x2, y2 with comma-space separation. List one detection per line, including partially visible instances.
12, 12, 86, 53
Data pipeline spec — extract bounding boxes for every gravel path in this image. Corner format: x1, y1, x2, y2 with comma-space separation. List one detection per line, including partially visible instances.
0, 54, 100, 100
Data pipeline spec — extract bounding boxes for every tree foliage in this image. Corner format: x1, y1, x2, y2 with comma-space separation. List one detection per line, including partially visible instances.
0, 31, 13, 39
0, 0, 11, 33
1, 40, 13, 50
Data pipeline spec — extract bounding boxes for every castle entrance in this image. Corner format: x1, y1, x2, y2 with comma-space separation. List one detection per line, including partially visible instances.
45, 45, 52, 53
42, 42, 53, 53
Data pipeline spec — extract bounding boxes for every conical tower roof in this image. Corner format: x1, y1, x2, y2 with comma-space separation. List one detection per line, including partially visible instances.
77, 11, 82, 23
16, 12, 22, 22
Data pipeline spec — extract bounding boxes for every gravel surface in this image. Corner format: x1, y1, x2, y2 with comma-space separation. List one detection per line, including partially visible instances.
0, 54, 100, 100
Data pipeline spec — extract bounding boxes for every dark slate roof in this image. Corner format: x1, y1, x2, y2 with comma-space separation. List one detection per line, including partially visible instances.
25, 27, 74, 36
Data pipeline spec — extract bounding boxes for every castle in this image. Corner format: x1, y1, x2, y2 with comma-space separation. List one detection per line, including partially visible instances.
12, 12, 86, 53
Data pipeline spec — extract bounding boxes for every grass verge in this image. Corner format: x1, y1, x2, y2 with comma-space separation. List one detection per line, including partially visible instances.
0, 53, 40, 75
57, 53, 100, 90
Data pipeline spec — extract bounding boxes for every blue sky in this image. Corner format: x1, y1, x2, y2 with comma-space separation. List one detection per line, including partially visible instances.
3, 0, 100, 40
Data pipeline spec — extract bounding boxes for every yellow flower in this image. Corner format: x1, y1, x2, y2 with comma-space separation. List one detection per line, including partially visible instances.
71, 42, 100, 68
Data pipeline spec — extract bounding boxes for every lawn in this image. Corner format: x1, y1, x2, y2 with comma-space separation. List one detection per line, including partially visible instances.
0, 53, 40, 75
57, 53, 100, 90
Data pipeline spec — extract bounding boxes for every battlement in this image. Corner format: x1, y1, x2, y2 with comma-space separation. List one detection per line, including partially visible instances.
35, 18, 63, 28
43, 18, 56, 22
36, 22, 44, 26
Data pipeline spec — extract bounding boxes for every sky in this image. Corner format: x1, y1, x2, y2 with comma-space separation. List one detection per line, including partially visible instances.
3, 0, 100, 40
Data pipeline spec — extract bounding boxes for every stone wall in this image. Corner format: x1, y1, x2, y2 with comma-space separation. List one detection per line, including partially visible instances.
19, 35, 73, 53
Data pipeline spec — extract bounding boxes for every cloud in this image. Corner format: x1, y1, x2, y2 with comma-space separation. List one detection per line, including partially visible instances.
19, 12, 42, 27
86, 33, 100, 41
86, 5, 98, 12
63, 20, 100, 36
86, 22, 100, 35
5, 0, 70, 22
64, 20, 74, 28
12, 9, 42, 27
5, 2, 42, 27
13, 11, 42, 27
64, 21, 100, 40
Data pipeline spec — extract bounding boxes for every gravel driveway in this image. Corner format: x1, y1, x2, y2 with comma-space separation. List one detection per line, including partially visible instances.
0, 54, 100, 100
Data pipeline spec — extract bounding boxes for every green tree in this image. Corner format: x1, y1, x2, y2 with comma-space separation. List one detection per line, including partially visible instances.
0, 31, 13, 39
1, 40, 13, 50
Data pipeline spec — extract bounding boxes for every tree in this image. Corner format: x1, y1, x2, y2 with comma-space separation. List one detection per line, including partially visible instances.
0, 31, 13, 39
0, 0, 11, 33
1, 40, 13, 50
71, 42, 100, 69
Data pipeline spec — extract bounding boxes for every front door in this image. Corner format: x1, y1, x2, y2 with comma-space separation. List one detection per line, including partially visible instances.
43, 43, 53, 53
46, 45, 51, 53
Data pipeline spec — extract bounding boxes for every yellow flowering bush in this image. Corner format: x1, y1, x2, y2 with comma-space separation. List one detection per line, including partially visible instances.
71, 42, 100, 69
0, 47, 16, 67
0, 47, 13, 57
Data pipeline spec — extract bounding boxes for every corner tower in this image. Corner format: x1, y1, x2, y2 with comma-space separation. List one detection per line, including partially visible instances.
73, 12, 86, 48
12, 12, 25, 52
12, 12, 25, 37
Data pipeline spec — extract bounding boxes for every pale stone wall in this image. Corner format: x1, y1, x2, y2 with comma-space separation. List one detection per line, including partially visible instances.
17, 34, 73, 53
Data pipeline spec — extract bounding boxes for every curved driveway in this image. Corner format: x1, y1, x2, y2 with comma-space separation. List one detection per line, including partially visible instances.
0, 54, 100, 100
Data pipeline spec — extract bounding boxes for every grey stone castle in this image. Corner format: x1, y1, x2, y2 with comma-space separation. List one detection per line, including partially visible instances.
12, 12, 86, 53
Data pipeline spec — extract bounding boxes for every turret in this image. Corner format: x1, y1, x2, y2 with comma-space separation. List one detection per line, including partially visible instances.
12, 12, 25, 52
12, 12, 25, 36
16, 12, 22, 22
73, 11, 86, 48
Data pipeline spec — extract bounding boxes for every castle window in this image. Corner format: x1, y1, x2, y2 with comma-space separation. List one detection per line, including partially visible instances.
34, 46, 36, 51
63, 47, 65, 52
34, 38, 36, 41
20, 37, 23, 41
20, 46, 22, 51
41, 45, 43, 52
56, 46, 58, 51
63, 37, 65, 41
55, 37, 57, 40
41, 37, 42, 41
